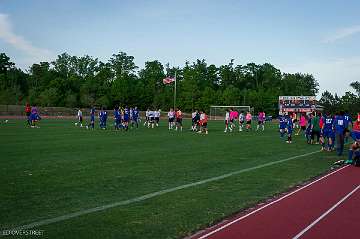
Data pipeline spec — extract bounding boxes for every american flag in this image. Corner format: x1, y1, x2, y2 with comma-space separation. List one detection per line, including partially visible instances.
162, 77, 175, 84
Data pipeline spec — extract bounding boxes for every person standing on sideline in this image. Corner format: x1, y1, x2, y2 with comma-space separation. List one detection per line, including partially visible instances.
346, 113, 360, 164
334, 111, 346, 156
311, 112, 320, 144
344, 111, 353, 143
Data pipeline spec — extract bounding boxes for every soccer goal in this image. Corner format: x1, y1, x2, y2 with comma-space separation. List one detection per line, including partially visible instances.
209, 106, 252, 120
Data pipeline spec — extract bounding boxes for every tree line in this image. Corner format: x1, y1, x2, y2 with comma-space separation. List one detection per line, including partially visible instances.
0, 51, 358, 115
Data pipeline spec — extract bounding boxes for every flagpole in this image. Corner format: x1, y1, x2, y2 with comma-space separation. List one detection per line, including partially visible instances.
174, 71, 177, 110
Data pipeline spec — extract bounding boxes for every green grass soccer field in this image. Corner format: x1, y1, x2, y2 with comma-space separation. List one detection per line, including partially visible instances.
0, 119, 345, 239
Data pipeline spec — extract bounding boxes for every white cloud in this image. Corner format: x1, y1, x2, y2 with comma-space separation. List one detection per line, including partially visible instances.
279, 57, 360, 97
0, 13, 53, 63
323, 25, 360, 43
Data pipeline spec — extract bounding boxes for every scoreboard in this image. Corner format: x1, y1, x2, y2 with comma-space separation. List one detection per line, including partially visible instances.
279, 96, 316, 113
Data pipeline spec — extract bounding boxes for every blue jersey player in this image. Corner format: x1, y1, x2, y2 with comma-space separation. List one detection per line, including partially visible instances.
87, 107, 95, 130
99, 109, 104, 129
286, 115, 294, 143
305, 116, 312, 144
322, 113, 335, 151
132, 107, 139, 128
100, 108, 107, 129
123, 106, 130, 131
114, 106, 121, 130
333, 111, 346, 156
279, 114, 287, 138
344, 112, 353, 143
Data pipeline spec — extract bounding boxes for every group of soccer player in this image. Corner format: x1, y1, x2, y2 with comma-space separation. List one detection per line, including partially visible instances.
279, 110, 360, 164
223, 108, 266, 133
144, 109, 161, 128
190, 109, 209, 134
75, 106, 140, 131
25, 103, 41, 128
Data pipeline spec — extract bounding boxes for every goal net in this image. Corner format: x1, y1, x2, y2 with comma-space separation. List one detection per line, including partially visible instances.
209, 106, 252, 120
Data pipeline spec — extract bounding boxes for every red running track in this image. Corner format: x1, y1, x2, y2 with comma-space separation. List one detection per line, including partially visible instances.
191, 165, 360, 239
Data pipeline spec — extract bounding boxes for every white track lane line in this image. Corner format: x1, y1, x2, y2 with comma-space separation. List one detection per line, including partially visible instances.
292, 184, 360, 239
196, 165, 350, 239
2, 150, 328, 233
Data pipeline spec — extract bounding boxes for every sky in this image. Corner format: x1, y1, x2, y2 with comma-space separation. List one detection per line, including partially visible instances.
1, 0, 360, 96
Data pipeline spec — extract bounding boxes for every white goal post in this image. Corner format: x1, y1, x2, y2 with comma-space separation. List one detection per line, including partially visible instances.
209, 105, 252, 120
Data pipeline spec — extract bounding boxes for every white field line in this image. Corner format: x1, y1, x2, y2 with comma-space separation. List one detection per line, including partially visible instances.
5, 150, 324, 232
196, 165, 350, 239
292, 184, 360, 239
